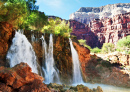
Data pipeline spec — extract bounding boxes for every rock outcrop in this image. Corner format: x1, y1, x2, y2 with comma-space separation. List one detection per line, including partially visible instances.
0, 22, 15, 66
97, 52, 130, 66
53, 35, 73, 83
72, 42, 91, 79
47, 83, 103, 92
82, 55, 130, 87
70, 12, 130, 48
70, 3, 130, 24
0, 62, 50, 92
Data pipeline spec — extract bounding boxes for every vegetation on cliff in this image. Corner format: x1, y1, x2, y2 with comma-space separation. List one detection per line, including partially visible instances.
0, 0, 48, 30
42, 18, 72, 37
117, 35, 130, 54
78, 37, 130, 54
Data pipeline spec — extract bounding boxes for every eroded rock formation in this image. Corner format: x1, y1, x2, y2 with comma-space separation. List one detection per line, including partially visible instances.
70, 12, 130, 48
70, 3, 130, 24
81, 55, 130, 87
0, 22, 15, 66
0, 62, 50, 92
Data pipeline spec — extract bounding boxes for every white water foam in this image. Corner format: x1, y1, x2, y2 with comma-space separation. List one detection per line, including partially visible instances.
69, 38, 84, 84
41, 34, 60, 84
6, 30, 38, 74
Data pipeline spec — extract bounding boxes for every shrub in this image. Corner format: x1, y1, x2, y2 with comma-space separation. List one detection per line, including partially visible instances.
101, 43, 115, 53
116, 35, 130, 54
91, 47, 101, 53
78, 39, 92, 50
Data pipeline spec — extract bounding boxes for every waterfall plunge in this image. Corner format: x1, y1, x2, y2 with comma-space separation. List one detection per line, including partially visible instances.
69, 38, 84, 84
6, 31, 38, 74
41, 34, 60, 84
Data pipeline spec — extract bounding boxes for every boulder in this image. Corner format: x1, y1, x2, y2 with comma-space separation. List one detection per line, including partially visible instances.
0, 62, 50, 92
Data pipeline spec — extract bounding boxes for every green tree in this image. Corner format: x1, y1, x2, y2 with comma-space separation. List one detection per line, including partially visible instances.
0, 0, 48, 30
0, 2, 28, 28
101, 43, 115, 53
5, 0, 38, 11
42, 18, 72, 37
117, 35, 130, 53
25, 11, 48, 31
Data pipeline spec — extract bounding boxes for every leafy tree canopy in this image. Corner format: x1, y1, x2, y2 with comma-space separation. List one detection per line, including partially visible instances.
42, 18, 72, 37
0, 0, 48, 30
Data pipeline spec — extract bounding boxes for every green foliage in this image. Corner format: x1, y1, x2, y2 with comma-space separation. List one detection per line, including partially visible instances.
101, 43, 115, 53
0, 2, 28, 28
0, 0, 48, 30
91, 47, 101, 53
78, 39, 92, 50
25, 11, 48, 30
6, 0, 38, 11
78, 39, 86, 45
117, 36, 130, 54
42, 18, 72, 37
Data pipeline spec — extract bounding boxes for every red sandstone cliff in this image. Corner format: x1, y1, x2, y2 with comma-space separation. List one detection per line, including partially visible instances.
70, 12, 130, 48
0, 22, 15, 66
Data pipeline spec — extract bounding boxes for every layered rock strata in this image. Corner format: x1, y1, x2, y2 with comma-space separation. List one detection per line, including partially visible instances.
70, 3, 130, 24
70, 12, 130, 48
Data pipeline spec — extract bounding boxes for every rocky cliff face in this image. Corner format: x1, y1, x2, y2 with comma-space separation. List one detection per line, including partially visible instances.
70, 12, 130, 48
70, 3, 130, 24
0, 22, 15, 66
83, 55, 130, 87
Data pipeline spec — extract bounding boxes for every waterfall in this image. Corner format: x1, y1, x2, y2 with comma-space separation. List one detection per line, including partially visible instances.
31, 33, 35, 43
69, 38, 84, 84
6, 30, 38, 74
41, 34, 60, 84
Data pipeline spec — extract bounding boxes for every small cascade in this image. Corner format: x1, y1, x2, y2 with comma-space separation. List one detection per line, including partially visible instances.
69, 38, 84, 84
41, 34, 60, 84
31, 33, 35, 43
6, 30, 38, 74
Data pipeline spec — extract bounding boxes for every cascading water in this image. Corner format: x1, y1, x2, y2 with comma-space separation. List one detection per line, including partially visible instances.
41, 34, 60, 84
69, 38, 84, 84
6, 30, 38, 74
31, 33, 35, 43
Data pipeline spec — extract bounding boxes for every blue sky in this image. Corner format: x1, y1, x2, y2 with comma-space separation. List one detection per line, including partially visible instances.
36, 0, 130, 20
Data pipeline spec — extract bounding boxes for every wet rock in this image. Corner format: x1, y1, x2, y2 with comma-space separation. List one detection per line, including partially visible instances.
70, 84, 103, 92
53, 35, 73, 84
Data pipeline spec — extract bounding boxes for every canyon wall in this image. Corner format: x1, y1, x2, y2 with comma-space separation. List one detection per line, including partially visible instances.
70, 12, 130, 48
70, 3, 130, 24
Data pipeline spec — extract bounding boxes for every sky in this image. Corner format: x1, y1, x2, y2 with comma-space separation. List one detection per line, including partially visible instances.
36, 0, 130, 20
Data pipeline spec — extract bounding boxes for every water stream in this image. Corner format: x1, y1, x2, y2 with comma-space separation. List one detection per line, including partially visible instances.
41, 34, 60, 84
6, 30, 38, 74
69, 38, 84, 84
